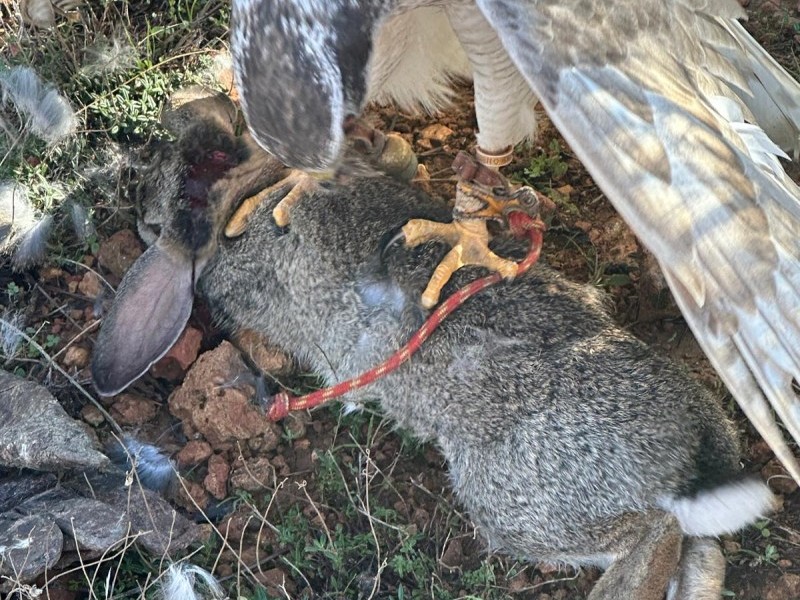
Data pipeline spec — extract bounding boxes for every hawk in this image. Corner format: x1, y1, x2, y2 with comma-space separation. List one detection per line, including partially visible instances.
230, 0, 800, 480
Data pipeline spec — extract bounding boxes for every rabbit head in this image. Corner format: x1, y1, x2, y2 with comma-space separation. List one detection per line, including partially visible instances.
91, 88, 284, 396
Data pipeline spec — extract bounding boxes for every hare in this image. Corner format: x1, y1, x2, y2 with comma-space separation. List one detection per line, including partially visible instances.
92, 91, 776, 600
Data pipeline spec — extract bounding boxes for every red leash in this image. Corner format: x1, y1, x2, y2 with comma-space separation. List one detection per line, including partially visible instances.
266, 210, 545, 421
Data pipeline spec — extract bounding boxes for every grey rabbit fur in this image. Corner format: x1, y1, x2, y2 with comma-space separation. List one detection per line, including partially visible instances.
92, 89, 777, 600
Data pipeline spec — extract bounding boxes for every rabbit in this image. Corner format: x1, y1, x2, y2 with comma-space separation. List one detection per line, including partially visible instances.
92, 93, 777, 600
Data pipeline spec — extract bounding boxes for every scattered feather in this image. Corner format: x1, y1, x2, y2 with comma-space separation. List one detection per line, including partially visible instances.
0, 181, 36, 249
81, 35, 138, 77
81, 140, 131, 197
0, 311, 26, 358
0, 66, 77, 144
107, 435, 177, 493
69, 201, 94, 242
0, 181, 53, 269
11, 213, 52, 269
160, 563, 225, 600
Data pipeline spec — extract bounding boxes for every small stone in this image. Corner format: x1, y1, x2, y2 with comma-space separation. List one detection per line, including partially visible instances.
765, 573, 800, 600
556, 184, 574, 196
256, 567, 296, 597
574, 220, 592, 233
97, 230, 144, 279
419, 124, 454, 143
175, 440, 213, 467
230, 457, 274, 492
225, 511, 254, 540
508, 570, 531, 593
204, 454, 230, 500
80, 404, 105, 427
78, 272, 102, 299
750, 440, 775, 464
416, 137, 433, 152
722, 539, 741, 554
235, 329, 292, 374
63, 346, 90, 369
285, 413, 310, 440
40, 267, 64, 281
150, 326, 203, 381
175, 478, 208, 512
110, 393, 158, 426
440, 538, 463, 570
761, 458, 799, 495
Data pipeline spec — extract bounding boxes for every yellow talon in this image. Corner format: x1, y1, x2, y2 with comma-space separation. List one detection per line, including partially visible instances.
225, 169, 335, 237
404, 218, 519, 309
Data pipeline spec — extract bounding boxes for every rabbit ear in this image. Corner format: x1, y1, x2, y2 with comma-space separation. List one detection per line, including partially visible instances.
92, 243, 194, 396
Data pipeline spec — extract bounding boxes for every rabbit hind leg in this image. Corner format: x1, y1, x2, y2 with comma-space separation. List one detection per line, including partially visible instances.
586, 511, 683, 600
666, 538, 725, 600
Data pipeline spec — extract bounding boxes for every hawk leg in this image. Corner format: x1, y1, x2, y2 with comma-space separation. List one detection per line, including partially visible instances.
226, 120, 418, 236
403, 150, 545, 308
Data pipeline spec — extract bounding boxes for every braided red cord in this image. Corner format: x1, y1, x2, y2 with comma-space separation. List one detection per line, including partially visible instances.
267, 210, 545, 421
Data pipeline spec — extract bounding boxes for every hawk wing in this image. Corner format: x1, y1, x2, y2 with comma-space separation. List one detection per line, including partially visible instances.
475, 0, 800, 479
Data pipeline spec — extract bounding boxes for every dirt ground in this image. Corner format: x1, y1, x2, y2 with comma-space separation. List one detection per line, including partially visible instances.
2, 1, 800, 599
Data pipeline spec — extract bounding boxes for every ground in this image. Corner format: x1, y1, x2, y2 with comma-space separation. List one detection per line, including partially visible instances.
1, 1, 800, 599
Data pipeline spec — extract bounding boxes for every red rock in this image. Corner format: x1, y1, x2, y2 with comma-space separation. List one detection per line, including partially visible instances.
175, 440, 213, 467
230, 456, 274, 492
97, 230, 144, 279
204, 454, 230, 500
762, 458, 799, 495
419, 123, 454, 143
175, 478, 208, 512
110, 393, 158, 425
168, 341, 282, 448
150, 326, 203, 381
80, 404, 105, 427
765, 573, 800, 600
78, 272, 102, 299
234, 329, 292, 374
63, 346, 90, 369
40, 267, 64, 281
256, 567, 296, 597
440, 538, 463, 570
219, 510, 252, 541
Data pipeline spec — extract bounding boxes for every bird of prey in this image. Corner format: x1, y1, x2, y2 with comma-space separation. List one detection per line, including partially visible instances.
230, 0, 800, 480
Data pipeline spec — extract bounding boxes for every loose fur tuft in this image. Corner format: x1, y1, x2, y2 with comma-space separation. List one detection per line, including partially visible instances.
0, 311, 26, 358
11, 213, 53, 270
159, 563, 225, 600
80, 35, 138, 76
1, 181, 54, 270
69, 201, 95, 242
0, 66, 77, 144
107, 436, 177, 493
